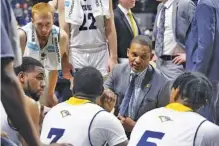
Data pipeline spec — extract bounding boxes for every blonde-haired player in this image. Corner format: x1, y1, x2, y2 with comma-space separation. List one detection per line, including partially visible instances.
56, 0, 118, 76
18, 2, 72, 107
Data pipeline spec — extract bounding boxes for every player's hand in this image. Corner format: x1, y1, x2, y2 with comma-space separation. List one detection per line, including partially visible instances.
62, 69, 73, 80
108, 58, 118, 72
62, 62, 73, 80
172, 53, 186, 65
96, 89, 117, 112
45, 94, 58, 107
118, 115, 136, 132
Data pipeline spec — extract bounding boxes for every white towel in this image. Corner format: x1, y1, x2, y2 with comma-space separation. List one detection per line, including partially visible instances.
65, 0, 84, 25
92, 0, 110, 19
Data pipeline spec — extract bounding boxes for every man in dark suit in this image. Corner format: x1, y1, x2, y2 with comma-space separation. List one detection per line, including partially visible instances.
186, 0, 219, 125
114, 0, 141, 63
104, 35, 170, 138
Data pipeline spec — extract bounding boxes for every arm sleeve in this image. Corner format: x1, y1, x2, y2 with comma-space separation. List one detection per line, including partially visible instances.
195, 121, 219, 146
90, 112, 128, 146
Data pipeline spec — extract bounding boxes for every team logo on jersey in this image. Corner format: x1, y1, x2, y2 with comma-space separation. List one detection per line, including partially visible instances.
61, 110, 71, 118
158, 116, 172, 123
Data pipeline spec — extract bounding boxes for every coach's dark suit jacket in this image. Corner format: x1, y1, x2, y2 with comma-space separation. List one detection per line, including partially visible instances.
114, 6, 141, 58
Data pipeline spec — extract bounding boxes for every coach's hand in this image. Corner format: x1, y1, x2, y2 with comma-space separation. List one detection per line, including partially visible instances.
45, 94, 58, 107
97, 89, 117, 112
108, 58, 118, 72
118, 115, 136, 132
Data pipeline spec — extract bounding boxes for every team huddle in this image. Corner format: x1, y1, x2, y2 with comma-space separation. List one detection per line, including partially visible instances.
1, 0, 219, 145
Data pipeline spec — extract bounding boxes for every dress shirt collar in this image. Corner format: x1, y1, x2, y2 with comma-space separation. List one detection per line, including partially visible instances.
164, 0, 174, 9
118, 4, 131, 15
130, 67, 148, 77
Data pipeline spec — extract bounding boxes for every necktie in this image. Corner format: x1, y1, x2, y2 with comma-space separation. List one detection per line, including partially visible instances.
119, 74, 138, 116
155, 6, 166, 57
127, 11, 137, 37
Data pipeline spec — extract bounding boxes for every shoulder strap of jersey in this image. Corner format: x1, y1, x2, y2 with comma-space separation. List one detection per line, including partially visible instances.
193, 119, 207, 146
88, 109, 107, 146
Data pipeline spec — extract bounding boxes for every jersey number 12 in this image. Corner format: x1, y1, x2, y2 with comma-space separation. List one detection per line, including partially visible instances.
79, 13, 97, 31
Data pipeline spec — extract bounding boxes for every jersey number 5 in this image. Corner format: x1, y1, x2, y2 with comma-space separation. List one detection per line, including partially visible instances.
137, 130, 165, 146
47, 128, 65, 144
79, 13, 97, 31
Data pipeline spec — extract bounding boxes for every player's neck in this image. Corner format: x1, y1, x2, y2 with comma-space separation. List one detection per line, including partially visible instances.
36, 33, 50, 49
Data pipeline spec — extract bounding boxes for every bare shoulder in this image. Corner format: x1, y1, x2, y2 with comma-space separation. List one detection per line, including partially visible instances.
18, 29, 26, 39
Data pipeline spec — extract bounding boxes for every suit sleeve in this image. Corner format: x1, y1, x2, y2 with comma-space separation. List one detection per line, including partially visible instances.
186, 1, 196, 23
157, 80, 171, 107
193, 4, 216, 74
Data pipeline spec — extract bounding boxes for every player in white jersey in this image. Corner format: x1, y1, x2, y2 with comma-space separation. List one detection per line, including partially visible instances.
40, 67, 128, 146
18, 2, 72, 107
57, 0, 118, 76
128, 72, 219, 146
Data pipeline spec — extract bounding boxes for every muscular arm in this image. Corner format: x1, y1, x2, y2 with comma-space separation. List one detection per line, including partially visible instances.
59, 29, 73, 79
105, 0, 118, 71
57, 0, 70, 37
1, 59, 40, 146
18, 29, 26, 56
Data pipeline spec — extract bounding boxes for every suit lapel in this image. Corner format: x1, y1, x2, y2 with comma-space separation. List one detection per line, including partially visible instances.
172, 0, 179, 37
117, 7, 134, 37
153, 3, 163, 37
135, 65, 155, 119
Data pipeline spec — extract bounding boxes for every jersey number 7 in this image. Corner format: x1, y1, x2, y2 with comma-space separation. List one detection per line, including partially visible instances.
137, 130, 165, 146
47, 128, 65, 144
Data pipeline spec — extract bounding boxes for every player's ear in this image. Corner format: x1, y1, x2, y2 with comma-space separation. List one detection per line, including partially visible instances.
17, 72, 25, 84
169, 88, 180, 102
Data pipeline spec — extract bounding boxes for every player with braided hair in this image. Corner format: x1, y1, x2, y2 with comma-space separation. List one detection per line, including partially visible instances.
128, 72, 219, 146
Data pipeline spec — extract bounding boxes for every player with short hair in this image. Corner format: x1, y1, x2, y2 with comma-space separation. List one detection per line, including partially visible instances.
1, 57, 46, 145
57, 0, 118, 76
18, 2, 71, 107
128, 72, 219, 146
40, 67, 128, 146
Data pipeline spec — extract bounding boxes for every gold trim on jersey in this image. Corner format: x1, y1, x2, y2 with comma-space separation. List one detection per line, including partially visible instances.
66, 97, 91, 105
165, 103, 193, 112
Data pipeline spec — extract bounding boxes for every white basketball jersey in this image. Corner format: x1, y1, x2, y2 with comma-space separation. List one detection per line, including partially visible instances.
69, 1, 107, 49
40, 102, 105, 145
129, 107, 206, 146
20, 23, 61, 71
0, 102, 22, 146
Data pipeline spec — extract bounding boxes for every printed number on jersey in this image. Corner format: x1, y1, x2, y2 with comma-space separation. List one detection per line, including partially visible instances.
137, 130, 165, 146
47, 128, 65, 144
79, 13, 97, 31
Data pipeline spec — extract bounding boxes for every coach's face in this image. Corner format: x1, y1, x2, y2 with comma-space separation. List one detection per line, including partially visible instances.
120, 0, 136, 9
32, 12, 53, 39
18, 66, 46, 101
127, 42, 151, 73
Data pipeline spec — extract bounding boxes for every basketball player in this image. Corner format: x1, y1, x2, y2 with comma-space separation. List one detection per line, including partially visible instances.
40, 67, 128, 146
128, 72, 219, 146
57, 0, 118, 76
1, 57, 46, 145
18, 2, 71, 107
